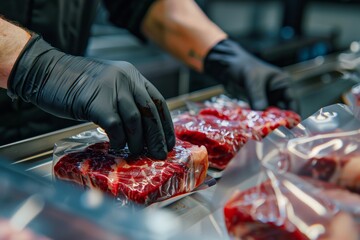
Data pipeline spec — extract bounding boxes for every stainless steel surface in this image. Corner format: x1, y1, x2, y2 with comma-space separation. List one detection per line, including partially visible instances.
0, 122, 97, 162
284, 53, 360, 118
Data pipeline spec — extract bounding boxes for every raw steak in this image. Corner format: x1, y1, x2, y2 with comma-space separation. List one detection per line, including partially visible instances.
173, 113, 250, 170
53, 139, 208, 205
298, 154, 360, 193
200, 106, 301, 138
223, 179, 358, 240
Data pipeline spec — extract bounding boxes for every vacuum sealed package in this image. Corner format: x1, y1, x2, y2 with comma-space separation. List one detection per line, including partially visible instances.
199, 95, 301, 138
222, 170, 359, 240
211, 143, 359, 239
173, 112, 251, 171
52, 128, 210, 207
261, 104, 360, 192
0, 160, 192, 240
173, 95, 300, 176
190, 103, 360, 240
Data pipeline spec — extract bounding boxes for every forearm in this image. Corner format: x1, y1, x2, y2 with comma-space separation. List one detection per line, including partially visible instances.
141, 0, 227, 72
0, 18, 31, 88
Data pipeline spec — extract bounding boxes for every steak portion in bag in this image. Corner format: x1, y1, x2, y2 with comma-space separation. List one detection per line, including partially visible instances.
199, 106, 301, 138
223, 178, 358, 240
54, 139, 208, 205
173, 113, 250, 170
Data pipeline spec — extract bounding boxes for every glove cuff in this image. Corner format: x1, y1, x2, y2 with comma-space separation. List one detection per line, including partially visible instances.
203, 38, 250, 86
7, 33, 55, 101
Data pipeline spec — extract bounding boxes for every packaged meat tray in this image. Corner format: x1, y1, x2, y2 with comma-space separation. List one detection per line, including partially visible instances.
173, 95, 300, 172
199, 95, 301, 138
203, 103, 360, 240
53, 128, 209, 206
211, 146, 360, 239
173, 113, 250, 170
0, 159, 186, 240
223, 172, 359, 240
259, 104, 360, 193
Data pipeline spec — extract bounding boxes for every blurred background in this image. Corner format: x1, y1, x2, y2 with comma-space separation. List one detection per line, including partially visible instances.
1, 0, 360, 145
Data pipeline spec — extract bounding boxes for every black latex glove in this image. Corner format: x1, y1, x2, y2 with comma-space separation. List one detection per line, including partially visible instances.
204, 39, 298, 111
7, 34, 175, 159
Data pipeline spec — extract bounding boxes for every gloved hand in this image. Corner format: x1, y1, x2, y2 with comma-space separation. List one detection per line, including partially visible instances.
7, 34, 175, 159
204, 39, 298, 111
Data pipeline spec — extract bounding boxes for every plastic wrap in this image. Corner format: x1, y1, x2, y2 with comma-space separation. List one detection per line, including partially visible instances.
173, 112, 251, 171
0, 160, 195, 240
259, 104, 360, 193
209, 142, 360, 239
198, 103, 360, 239
199, 95, 301, 138
52, 128, 209, 207
343, 83, 360, 119
223, 171, 359, 240
173, 95, 300, 174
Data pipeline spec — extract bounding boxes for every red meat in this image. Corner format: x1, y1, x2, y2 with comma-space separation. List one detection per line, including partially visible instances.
173, 105, 300, 170
53, 139, 208, 205
224, 181, 337, 240
298, 154, 360, 193
173, 113, 249, 170
200, 106, 301, 138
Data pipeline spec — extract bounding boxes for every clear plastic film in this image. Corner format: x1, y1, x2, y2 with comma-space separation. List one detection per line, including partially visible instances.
198, 95, 301, 138
261, 104, 360, 193
206, 142, 359, 239
223, 170, 359, 240
172, 95, 300, 174
200, 103, 360, 239
172, 111, 252, 171
52, 128, 210, 207
0, 160, 196, 240
343, 83, 360, 119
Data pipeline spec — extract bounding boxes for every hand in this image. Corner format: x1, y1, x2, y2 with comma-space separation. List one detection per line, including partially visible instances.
7, 34, 175, 159
204, 39, 298, 111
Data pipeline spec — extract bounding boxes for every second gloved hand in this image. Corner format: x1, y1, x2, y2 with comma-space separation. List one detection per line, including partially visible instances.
204, 39, 297, 110
7, 34, 175, 159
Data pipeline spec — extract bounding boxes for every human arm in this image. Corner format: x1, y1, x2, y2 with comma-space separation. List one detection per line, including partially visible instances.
102, 0, 297, 110
142, 0, 296, 110
0, 18, 175, 159
0, 18, 30, 88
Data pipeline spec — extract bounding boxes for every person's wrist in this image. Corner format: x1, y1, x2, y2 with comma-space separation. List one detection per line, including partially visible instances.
7, 33, 56, 102
203, 38, 250, 86
0, 18, 31, 88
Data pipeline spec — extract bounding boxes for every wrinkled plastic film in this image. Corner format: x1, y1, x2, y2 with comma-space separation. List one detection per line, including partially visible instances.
213, 144, 359, 239
223, 170, 359, 240
344, 83, 360, 119
174, 95, 300, 173
1, 160, 194, 240
52, 128, 209, 207
173, 113, 251, 171
211, 104, 360, 239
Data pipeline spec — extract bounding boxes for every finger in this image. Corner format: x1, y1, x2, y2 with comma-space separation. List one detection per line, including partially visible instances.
94, 113, 126, 149
135, 90, 167, 160
117, 95, 144, 155
85, 88, 127, 149
145, 81, 176, 151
